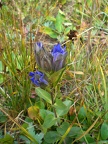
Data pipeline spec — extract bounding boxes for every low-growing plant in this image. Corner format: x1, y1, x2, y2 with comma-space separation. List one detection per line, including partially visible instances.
0, 0, 108, 144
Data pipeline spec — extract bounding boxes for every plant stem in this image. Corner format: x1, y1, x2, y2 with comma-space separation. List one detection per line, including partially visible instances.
51, 87, 60, 126
51, 88, 67, 144
51, 88, 57, 116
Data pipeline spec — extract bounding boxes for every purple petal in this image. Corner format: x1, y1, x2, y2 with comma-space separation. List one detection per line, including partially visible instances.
51, 43, 66, 56
35, 71, 43, 76
29, 72, 35, 77
34, 42, 43, 54
30, 77, 40, 86
29, 70, 48, 86
39, 77, 48, 85
52, 51, 67, 71
53, 51, 67, 62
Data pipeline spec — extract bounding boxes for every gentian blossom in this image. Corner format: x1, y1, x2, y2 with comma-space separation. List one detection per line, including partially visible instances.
29, 71, 48, 86
34, 42, 67, 71
34, 42, 52, 71
51, 43, 67, 71
34, 42, 44, 68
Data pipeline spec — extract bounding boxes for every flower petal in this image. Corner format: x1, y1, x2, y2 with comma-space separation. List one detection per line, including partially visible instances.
53, 59, 64, 71
29, 72, 35, 77
51, 43, 66, 56
29, 70, 48, 86
39, 77, 48, 85
51, 43, 67, 71
35, 71, 43, 76
40, 53, 53, 71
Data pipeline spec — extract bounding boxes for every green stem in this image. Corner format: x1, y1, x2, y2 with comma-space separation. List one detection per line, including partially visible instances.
51, 88, 66, 144
51, 88, 60, 126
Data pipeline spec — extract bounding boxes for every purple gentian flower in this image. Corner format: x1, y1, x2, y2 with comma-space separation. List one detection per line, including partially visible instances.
51, 43, 67, 71
29, 71, 48, 86
34, 42, 52, 71
34, 42, 44, 68
34, 42, 67, 72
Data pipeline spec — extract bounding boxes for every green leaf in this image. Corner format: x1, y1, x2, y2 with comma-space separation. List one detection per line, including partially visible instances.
40, 109, 54, 120
35, 101, 45, 109
84, 134, 95, 143
42, 27, 58, 38
0, 134, 14, 144
35, 87, 52, 104
64, 27, 72, 35
44, 131, 60, 143
35, 133, 44, 144
55, 11, 65, 33
57, 122, 70, 135
91, 141, 108, 144
46, 16, 56, 21
61, 0, 66, 5
40, 110, 55, 133
78, 106, 87, 120
63, 100, 72, 107
54, 99, 67, 110
68, 126, 82, 137
78, 133, 95, 143
0, 111, 7, 123
43, 114, 57, 129
101, 122, 108, 140
54, 99, 72, 116
19, 135, 31, 144
28, 123, 44, 144
50, 67, 65, 86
